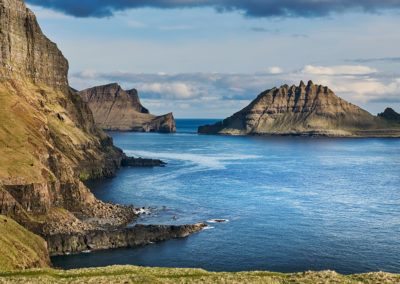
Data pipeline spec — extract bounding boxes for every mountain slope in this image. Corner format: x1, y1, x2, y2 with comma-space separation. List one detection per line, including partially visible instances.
0, 0, 137, 237
0, 215, 50, 270
199, 81, 400, 137
78, 83, 176, 133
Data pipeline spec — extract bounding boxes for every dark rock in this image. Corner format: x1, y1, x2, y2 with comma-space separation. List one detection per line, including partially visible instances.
46, 223, 207, 255
378, 108, 400, 123
121, 156, 166, 167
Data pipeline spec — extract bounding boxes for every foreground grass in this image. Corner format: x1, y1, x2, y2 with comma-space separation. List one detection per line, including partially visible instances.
0, 265, 399, 283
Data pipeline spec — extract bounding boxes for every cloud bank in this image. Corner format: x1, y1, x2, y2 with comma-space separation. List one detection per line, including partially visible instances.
70, 65, 400, 117
26, 0, 400, 18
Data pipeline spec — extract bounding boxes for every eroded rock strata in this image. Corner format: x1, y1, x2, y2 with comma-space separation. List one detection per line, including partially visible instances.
199, 81, 400, 137
0, 0, 199, 269
78, 83, 177, 133
47, 223, 206, 255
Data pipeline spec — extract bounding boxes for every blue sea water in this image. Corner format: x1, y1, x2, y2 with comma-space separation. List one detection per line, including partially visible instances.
52, 119, 400, 274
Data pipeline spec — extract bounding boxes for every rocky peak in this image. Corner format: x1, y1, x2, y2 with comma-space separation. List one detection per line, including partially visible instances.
378, 108, 400, 123
0, 0, 69, 90
198, 81, 400, 137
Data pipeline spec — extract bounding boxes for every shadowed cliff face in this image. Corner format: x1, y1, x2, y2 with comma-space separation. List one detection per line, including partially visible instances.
0, 0, 134, 234
78, 83, 177, 133
0, 0, 68, 91
199, 80, 400, 137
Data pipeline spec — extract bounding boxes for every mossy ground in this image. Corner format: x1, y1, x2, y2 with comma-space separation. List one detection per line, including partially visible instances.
0, 265, 399, 283
0, 216, 50, 270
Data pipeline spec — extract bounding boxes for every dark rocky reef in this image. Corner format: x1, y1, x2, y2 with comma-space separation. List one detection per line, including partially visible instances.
121, 156, 166, 167
199, 81, 400, 137
78, 83, 176, 133
47, 223, 207, 256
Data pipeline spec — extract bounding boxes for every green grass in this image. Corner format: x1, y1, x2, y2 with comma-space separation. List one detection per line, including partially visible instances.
0, 215, 50, 271
0, 265, 399, 283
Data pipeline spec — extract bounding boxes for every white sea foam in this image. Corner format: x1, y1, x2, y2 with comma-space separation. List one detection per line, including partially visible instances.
125, 150, 260, 170
202, 226, 215, 230
207, 219, 229, 223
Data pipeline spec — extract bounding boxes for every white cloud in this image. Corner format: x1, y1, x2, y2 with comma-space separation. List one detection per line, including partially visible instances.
268, 66, 283, 74
70, 65, 400, 117
302, 65, 377, 75
140, 82, 201, 99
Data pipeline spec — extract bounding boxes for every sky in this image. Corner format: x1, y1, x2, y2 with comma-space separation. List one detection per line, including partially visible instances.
26, 0, 400, 118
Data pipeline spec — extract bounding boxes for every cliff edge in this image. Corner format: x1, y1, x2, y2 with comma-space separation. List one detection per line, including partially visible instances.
199, 81, 400, 137
78, 83, 176, 133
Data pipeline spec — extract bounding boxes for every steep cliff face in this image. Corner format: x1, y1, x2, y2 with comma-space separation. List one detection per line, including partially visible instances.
0, 0, 134, 234
78, 83, 176, 133
199, 81, 400, 137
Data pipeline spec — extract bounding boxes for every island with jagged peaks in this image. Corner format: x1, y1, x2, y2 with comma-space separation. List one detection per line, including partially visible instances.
198, 80, 400, 137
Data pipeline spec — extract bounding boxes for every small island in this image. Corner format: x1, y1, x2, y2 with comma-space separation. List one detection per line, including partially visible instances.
198, 81, 400, 137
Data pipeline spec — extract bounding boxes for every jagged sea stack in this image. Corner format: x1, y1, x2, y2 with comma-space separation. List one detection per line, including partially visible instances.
198, 81, 400, 137
78, 83, 176, 133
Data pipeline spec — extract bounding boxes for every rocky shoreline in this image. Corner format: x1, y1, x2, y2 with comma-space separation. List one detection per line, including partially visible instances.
47, 223, 207, 256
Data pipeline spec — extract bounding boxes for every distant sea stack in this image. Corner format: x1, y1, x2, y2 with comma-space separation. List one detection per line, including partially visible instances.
78, 83, 176, 133
198, 81, 400, 137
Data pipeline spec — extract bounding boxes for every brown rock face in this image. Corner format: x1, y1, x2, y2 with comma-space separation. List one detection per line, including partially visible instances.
199, 80, 400, 137
78, 83, 176, 133
0, 0, 68, 91
0, 0, 134, 235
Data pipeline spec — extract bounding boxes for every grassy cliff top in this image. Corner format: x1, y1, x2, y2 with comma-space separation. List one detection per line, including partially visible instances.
0, 215, 50, 270
0, 265, 399, 283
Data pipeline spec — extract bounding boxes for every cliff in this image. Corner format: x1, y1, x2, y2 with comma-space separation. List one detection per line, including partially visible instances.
0, 0, 135, 230
199, 81, 400, 137
78, 83, 176, 133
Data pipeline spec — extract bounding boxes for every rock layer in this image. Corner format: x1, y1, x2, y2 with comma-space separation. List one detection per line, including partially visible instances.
47, 223, 207, 256
199, 81, 400, 137
78, 83, 176, 133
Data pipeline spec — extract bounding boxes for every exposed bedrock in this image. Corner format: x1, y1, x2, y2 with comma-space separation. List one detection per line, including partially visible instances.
199, 80, 400, 137
47, 223, 207, 256
78, 83, 176, 133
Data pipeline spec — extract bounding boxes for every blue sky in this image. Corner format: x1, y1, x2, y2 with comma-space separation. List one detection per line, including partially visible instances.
27, 1, 400, 118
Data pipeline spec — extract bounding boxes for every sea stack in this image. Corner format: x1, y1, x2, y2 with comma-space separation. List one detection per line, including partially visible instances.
198, 81, 400, 137
78, 83, 176, 133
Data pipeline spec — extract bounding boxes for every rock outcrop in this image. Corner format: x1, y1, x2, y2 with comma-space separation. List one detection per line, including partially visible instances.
78, 83, 176, 133
378, 108, 400, 123
199, 81, 400, 137
47, 223, 207, 255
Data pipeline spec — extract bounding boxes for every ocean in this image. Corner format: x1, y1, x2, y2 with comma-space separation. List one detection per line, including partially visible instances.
52, 119, 400, 274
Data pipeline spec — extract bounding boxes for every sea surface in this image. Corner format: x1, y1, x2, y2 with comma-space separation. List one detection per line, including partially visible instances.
52, 119, 400, 274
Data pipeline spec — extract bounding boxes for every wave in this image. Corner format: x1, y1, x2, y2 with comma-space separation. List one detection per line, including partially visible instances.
202, 226, 215, 230
125, 150, 261, 170
207, 219, 229, 223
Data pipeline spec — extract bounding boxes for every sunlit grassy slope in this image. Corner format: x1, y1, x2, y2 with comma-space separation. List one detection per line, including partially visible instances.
0, 265, 399, 283
0, 215, 50, 270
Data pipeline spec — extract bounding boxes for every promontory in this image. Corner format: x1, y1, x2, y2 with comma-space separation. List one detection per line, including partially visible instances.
78, 83, 176, 133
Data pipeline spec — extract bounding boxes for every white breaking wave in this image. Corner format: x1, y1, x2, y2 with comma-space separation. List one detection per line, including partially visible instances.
125, 150, 261, 170
207, 219, 229, 223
